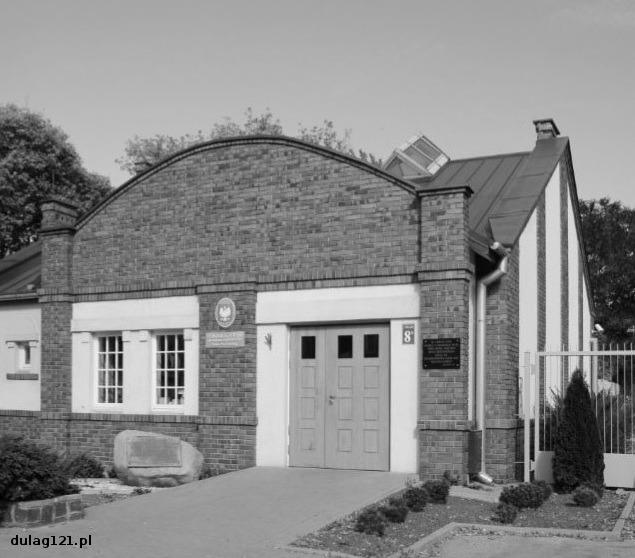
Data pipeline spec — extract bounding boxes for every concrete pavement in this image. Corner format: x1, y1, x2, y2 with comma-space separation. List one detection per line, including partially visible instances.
0, 467, 409, 558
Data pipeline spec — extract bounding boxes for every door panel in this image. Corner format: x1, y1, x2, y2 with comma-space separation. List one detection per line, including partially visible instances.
289, 329, 325, 467
289, 324, 389, 471
324, 325, 389, 470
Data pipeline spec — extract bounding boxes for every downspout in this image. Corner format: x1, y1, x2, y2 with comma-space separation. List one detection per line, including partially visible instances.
476, 241, 509, 477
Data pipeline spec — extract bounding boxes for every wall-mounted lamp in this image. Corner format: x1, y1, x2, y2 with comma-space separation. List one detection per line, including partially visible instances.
264, 332, 272, 349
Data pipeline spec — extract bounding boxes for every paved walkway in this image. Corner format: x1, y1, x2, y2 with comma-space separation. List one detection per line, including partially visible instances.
435, 534, 635, 558
0, 467, 409, 558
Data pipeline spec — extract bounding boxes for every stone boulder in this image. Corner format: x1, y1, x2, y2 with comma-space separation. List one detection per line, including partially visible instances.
113, 430, 203, 488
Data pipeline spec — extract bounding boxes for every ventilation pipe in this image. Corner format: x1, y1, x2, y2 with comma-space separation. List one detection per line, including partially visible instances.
476, 241, 509, 477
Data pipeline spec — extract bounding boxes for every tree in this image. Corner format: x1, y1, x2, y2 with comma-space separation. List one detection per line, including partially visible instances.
116, 107, 382, 175
0, 104, 111, 256
552, 370, 604, 493
579, 198, 635, 341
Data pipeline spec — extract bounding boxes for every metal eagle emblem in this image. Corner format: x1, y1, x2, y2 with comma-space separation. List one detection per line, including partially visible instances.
214, 297, 236, 328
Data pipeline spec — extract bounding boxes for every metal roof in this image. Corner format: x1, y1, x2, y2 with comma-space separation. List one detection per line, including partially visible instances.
416, 136, 568, 256
0, 240, 41, 300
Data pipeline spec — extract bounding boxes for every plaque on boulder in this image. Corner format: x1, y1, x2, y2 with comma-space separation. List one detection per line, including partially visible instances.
114, 430, 203, 487
128, 436, 182, 468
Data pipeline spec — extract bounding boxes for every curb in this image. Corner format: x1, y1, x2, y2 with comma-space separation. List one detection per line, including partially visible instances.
613, 492, 635, 537
285, 491, 635, 558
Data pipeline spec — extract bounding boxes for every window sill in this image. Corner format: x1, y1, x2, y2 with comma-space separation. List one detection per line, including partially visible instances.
6, 373, 39, 381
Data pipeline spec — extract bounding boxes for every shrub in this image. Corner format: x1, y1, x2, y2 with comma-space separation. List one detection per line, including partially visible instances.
572, 486, 599, 507
443, 470, 460, 486
423, 480, 450, 503
532, 480, 553, 502
354, 507, 386, 536
499, 483, 544, 509
492, 502, 518, 524
552, 370, 605, 493
379, 497, 409, 523
580, 481, 604, 499
403, 485, 429, 511
62, 453, 105, 478
0, 436, 79, 503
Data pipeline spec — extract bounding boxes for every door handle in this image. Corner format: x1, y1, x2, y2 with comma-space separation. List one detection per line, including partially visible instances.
328, 395, 336, 405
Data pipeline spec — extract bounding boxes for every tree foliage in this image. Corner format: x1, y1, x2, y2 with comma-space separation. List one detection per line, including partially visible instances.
0, 104, 111, 256
552, 370, 604, 493
116, 107, 382, 175
579, 198, 635, 342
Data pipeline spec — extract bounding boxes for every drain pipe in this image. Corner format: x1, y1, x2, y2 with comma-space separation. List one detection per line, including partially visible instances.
476, 241, 509, 478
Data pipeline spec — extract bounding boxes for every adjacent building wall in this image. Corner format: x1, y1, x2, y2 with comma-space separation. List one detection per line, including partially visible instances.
0, 302, 41, 411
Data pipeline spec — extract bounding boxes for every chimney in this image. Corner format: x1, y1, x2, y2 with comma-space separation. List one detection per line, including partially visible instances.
41, 197, 79, 233
533, 118, 560, 140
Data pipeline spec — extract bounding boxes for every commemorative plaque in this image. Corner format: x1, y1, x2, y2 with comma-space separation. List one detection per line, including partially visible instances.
205, 331, 245, 348
422, 338, 461, 369
127, 435, 182, 468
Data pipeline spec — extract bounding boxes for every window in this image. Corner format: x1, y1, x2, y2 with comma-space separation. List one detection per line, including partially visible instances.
338, 335, 353, 358
155, 333, 185, 406
16, 342, 32, 370
96, 335, 123, 404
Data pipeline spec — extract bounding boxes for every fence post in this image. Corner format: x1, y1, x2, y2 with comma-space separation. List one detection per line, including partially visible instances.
533, 354, 540, 480
523, 351, 531, 482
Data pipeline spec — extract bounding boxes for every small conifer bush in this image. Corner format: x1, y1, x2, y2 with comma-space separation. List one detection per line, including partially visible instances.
403, 485, 429, 511
379, 497, 409, 523
354, 507, 387, 536
492, 502, 518, 524
499, 483, 544, 509
552, 370, 605, 493
572, 486, 599, 507
423, 479, 450, 503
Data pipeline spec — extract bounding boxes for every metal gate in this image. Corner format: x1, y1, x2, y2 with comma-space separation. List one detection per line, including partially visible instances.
522, 348, 635, 488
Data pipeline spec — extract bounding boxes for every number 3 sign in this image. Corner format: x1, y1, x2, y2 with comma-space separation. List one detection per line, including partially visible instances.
402, 324, 415, 344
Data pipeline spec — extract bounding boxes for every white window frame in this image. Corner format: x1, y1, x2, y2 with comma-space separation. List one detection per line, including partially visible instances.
93, 333, 124, 409
16, 341, 32, 371
151, 330, 186, 412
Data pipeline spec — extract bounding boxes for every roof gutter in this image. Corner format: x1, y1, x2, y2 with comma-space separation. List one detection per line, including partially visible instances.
476, 241, 510, 478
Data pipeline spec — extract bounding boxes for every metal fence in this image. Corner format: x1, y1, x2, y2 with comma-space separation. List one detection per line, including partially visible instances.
526, 347, 635, 487
536, 347, 635, 455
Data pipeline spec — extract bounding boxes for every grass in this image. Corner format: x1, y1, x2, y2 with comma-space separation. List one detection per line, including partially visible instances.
291, 490, 629, 558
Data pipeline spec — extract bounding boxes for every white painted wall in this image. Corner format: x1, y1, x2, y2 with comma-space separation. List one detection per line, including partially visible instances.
545, 164, 562, 350
518, 209, 538, 417
582, 280, 592, 350
568, 191, 580, 351
0, 303, 41, 410
256, 324, 290, 466
71, 297, 199, 415
255, 285, 420, 473
389, 319, 419, 472
256, 284, 420, 324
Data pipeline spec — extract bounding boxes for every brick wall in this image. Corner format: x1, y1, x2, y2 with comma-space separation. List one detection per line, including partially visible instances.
484, 249, 520, 482
72, 141, 419, 288
418, 187, 473, 480
7, 139, 420, 473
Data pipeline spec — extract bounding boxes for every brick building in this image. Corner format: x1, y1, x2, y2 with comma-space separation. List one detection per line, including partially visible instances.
0, 119, 593, 481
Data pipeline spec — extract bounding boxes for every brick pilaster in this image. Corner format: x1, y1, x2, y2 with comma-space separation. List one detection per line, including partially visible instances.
417, 186, 473, 479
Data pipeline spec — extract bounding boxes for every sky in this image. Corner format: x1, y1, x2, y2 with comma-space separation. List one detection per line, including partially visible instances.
1, 0, 634, 205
